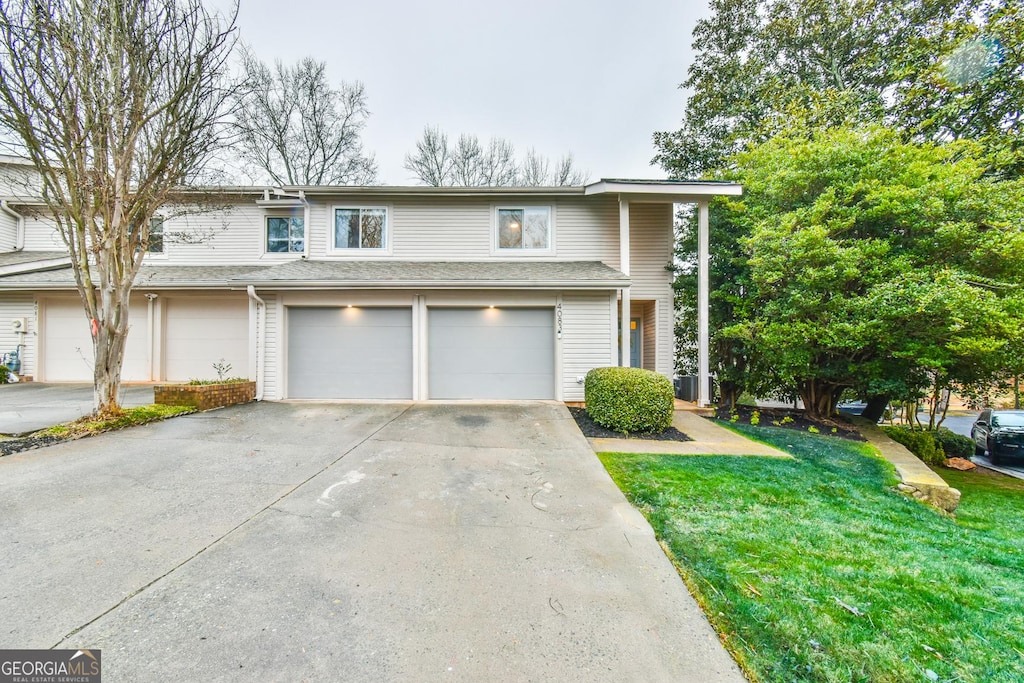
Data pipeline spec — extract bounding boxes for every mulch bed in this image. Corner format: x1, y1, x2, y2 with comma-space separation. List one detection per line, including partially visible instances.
569, 407, 693, 442
0, 433, 73, 457
712, 404, 866, 441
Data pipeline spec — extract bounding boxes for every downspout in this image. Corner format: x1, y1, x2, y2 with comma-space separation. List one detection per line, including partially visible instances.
246, 285, 266, 401
0, 200, 25, 250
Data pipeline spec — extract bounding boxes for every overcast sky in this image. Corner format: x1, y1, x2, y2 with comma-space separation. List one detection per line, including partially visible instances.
228, 0, 710, 185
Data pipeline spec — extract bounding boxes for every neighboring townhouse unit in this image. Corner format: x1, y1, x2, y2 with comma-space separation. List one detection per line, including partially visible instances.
0, 175, 740, 402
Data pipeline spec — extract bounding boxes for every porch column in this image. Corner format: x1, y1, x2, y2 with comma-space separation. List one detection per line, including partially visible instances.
697, 200, 710, 406
619, 198, 630, 367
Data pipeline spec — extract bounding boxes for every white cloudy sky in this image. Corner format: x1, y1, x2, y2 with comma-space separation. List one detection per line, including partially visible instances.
228, 0, 710, 184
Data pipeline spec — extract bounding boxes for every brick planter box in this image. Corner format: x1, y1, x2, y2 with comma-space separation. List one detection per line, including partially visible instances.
154, 381, 256, 411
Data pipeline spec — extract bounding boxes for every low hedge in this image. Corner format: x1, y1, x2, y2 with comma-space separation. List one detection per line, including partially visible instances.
882, 426, 946, 466
933, 427, 974, 459
584, 367, 674, 434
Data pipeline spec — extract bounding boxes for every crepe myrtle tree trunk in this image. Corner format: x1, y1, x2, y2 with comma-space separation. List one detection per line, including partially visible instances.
0, 0, 238, 416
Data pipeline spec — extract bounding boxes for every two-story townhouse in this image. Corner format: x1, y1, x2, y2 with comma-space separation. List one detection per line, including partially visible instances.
0, 174, 740, 403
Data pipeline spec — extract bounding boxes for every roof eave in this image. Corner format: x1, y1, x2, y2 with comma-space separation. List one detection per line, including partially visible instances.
233, 279, 629, 290
0, 257, 71, 277
584, 180, 743, 199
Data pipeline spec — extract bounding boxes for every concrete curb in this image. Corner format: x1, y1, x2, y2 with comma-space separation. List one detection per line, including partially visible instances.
854, 419, 961, 513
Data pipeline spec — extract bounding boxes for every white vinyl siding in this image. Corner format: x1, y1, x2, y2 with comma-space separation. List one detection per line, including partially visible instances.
20, 214, 63, 251
628, 203, 673, 299
0, 210, 16, 251
643, 303, 658, 373
140, 202, 267, 265
555, 196, 620, 267
561, 292, 615, 401
260, 293, 279, 400
390, 199, 492, 258
0, 294, 36, 377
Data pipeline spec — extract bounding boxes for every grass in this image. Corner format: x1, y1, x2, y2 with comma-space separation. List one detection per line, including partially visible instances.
40, 404, 194, 438
599, 423, 1024, 683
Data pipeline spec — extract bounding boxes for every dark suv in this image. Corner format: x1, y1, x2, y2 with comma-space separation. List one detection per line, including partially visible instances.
971, 410, 1024, 465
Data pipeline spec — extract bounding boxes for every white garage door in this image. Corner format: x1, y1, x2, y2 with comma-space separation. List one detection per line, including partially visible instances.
164, 298, 249, 382
428, 308, 554, 399
42, 298, 149, 381
288, 307, 413, 399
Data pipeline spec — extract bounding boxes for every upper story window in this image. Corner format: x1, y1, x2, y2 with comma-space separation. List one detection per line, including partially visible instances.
333, 207, 387, 251
496, 207, 551, 251
146, 216, 164, 254
266, 216, 305, 253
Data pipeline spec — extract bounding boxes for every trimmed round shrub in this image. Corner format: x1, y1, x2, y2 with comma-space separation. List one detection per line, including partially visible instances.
584, 367, 674, 434
882, 425, 946, 466
933, 427, 974, 459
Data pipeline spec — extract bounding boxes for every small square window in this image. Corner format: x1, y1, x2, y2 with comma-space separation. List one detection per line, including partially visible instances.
333, 207, 387, 251
146, 216, 164, 254
267, 216, 304, 253
497, 207, 550, 250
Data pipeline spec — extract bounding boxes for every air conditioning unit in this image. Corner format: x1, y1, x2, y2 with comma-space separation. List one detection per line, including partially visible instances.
11, 317, 27, 332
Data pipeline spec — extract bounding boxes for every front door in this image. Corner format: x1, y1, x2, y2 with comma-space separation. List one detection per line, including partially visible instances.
630, 317, 642, 368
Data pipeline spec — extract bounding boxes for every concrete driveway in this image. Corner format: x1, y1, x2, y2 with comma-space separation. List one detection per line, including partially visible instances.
0, 402, 745, 682
0, 383, 155, 434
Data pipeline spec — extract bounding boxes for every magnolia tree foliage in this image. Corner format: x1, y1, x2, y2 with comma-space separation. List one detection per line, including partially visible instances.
0, 0, 238, 415
654, 0, 1021, 178
710, 126, 1024, 418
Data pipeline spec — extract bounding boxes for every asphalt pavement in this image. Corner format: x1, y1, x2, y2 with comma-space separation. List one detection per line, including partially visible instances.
0, 383, 154, 434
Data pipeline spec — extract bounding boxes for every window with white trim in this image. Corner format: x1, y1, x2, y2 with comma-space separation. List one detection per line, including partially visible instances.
146, 216, 164, 254
266, 215, 305, 253
333, 207, 387, 250
496, 207, 550, 250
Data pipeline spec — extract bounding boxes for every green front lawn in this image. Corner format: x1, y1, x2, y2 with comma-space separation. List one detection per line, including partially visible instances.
599, 425, 1024, 683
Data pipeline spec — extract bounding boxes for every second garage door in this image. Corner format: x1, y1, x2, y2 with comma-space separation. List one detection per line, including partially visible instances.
429, 308, 555, 399
288, 307, 413, 399
163, 298, 249, 382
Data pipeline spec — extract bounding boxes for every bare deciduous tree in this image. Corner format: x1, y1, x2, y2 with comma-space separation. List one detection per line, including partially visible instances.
233, 52, 378, 186
0, 0, 238, 415
403, 126, 454, 187
403, 127, 588, 186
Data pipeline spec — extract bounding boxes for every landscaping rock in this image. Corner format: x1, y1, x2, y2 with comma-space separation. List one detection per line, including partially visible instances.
945, 457, 977, 471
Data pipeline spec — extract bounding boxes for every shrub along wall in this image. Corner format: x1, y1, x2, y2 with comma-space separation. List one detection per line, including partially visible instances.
584, 367, 674, 434
154, 381, 255, 411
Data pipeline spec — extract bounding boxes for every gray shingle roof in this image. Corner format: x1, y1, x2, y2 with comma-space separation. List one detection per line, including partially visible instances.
0, 260, 628, 290
233, 260, 629, 288
0, 264, 271, 288
0, 250, 68, 267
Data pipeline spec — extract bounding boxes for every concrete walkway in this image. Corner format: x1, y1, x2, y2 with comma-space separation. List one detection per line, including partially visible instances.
589, 409, 791, 457
0, 402, 746, 682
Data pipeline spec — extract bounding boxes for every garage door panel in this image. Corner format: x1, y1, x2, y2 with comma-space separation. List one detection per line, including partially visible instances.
428, 308, 554, 400
288, 307, 412, 399
164, 298, 248, 382
43, 298, 148, 382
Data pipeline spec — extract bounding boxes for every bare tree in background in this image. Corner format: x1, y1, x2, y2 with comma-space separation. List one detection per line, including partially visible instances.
404, 126, 588, 186
0, 0, 238, 416
403, 126, 455, 186
233, 52, 377, 186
